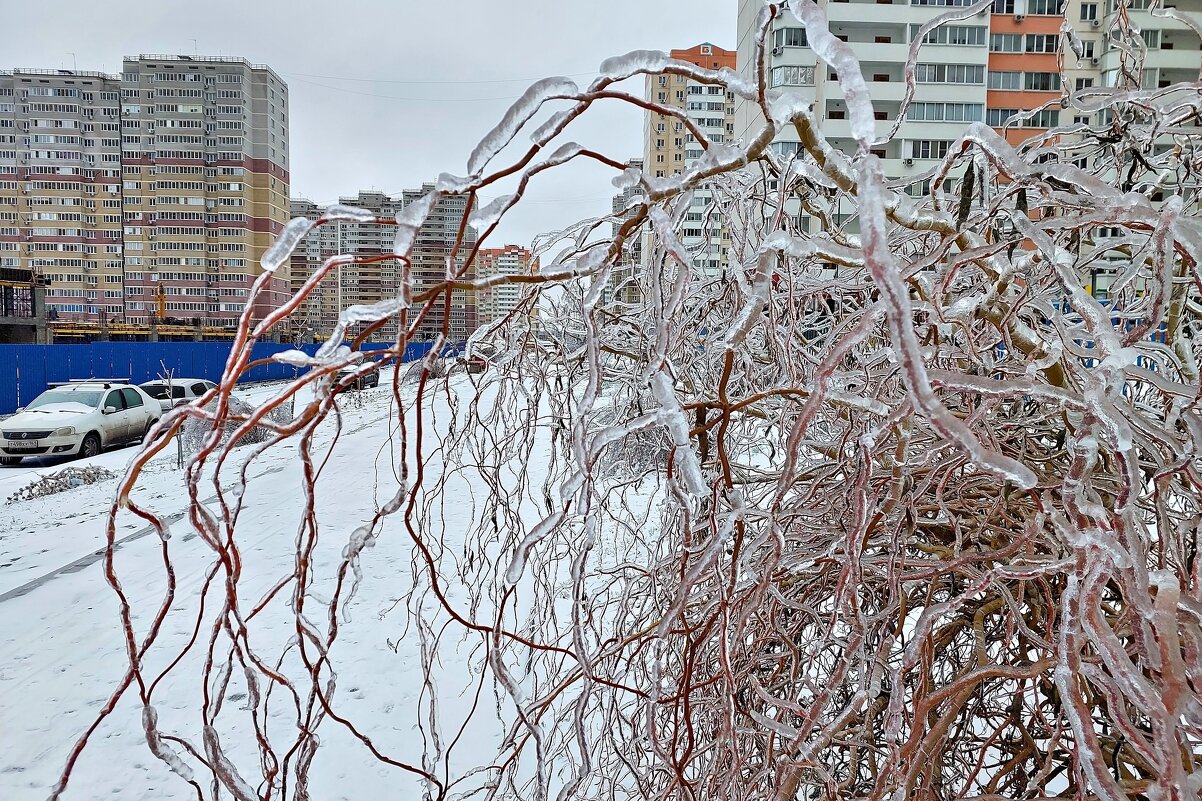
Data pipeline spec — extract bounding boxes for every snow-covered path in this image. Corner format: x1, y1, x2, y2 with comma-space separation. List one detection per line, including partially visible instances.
0, 370, 502, 800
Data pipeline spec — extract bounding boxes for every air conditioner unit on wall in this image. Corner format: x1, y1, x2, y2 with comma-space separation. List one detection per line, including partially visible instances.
1092, 19, 1101, 27
1015, 14, 1025, 21
771, 46, 783, 56
902, 158, 914, 166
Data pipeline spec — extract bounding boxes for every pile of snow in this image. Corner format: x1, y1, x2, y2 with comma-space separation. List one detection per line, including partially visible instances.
5, 465, 118, 505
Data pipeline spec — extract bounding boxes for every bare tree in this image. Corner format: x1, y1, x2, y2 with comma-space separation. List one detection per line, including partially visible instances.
51, 2, 1202, 800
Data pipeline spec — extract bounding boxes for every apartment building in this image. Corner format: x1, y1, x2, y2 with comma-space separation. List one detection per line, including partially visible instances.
119, 55, 290, 334
287, 188, 478, 343
0, 69, 125, 328
288, 197, 340, 341
644, 44, 739, 277
734, 0, 1200, 203
0, 54, 289, 340
608, 156, 645, 305
476, 245, 535, 324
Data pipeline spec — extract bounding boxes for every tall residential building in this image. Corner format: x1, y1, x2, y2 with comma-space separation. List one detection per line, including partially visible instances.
734, 0, 1200, 213
288, 197, 339, 341
119, 55, 290, 334
0, 69, 125, 327
476, 245, 535, 324
608, 156, 644, 305
644, 44, 738, 277
0, 54, 289, 341
287, 187, 478, 343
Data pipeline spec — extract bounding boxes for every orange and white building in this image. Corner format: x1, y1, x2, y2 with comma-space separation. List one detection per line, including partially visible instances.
735, 0, 1200, 203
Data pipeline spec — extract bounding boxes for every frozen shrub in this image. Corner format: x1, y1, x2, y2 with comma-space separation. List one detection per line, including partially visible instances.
6, 466, 118, 505
55, 5, 1202, 801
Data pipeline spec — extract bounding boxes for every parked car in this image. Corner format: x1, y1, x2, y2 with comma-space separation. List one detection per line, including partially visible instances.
336, 364, 380, 391
0, 381, 162, 465
139, 378, 217, 412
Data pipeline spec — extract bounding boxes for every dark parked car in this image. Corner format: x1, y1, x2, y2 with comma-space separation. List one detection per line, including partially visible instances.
337, 364, 380, 391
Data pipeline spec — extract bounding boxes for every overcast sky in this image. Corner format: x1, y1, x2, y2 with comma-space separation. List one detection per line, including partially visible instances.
4, 0, 735, 248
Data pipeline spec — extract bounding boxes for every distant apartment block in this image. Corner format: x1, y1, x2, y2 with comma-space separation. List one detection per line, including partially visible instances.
475, 245, 535, 324
288, 188, 478, 343
644, 44, 739, 277
0, 54, 289, 341
608, 156, 644, 305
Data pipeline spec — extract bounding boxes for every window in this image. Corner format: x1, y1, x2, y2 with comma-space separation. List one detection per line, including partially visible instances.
1082, 41, 1095, 59
992, 0, 1014, 11
121, 388, 144, 408
986, 108, 1018, 126
1027, 0, 1061, 14
103, 390, 126, 411
910, 139, 952, 159
1141, 29, 1160, 49
987, 108, 1058, 127
1026, 34, 1059, 53
914, 0, 976, 4
916, 64, 984, 84
988, 70, 1022, 89
907, 102, 983, 122
1024, 72, 1061, 91
917, 25, 987, 46
1073, 114, 1091, 125
771, 141, 802, 158
1027, 109, 1059, 127
771, 65, 815, 87
990, 34, 1022, 52
1081, 3, 1098, 20
1075, 77, 1095, 91
772, 28, 807, 48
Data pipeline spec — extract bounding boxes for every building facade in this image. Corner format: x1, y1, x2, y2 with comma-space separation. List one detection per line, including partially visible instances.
287, 188, 479, 343
608, 156, 645, 305
0, 54, 289, 341
734, 0, 1200, 197
0, 69, 125, 332
476, 245, 535, 324
644, 44, 739, 277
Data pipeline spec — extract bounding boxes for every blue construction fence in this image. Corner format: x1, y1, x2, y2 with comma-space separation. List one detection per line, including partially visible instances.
0, 340, 461, 415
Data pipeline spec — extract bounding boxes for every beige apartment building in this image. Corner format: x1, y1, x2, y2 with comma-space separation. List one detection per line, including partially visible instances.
0, 54, 290, 340
288, 188, 478, 343
643, 44, 739, 277
0, 69, 125, 331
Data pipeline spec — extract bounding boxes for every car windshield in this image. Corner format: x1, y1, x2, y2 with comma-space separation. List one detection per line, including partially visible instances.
26, 389, 103, 409
141, 384, 186, 400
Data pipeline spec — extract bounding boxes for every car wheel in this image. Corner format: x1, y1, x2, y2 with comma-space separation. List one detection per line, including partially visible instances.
80, 432, 102, 459
141, 420, 154, 442
0, 456, 21, 466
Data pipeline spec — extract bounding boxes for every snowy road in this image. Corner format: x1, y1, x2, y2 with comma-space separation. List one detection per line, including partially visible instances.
0, 369, 502, 800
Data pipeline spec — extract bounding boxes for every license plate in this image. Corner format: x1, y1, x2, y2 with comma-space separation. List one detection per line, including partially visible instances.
8, 440, 39, 449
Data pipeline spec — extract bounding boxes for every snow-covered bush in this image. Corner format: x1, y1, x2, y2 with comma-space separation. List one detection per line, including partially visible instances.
6, 466, 117, 505
53, 3, 1202, 800
176, 394, 293, 455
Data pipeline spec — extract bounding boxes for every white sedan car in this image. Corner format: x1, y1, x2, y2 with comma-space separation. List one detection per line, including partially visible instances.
0, 381, 162, 465
140, 378, 217, 412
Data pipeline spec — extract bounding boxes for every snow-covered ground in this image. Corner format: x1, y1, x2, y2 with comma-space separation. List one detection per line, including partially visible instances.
0, 368, 510, 800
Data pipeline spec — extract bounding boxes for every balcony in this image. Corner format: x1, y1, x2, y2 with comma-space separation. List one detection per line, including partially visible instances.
825, 2, 960, 26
